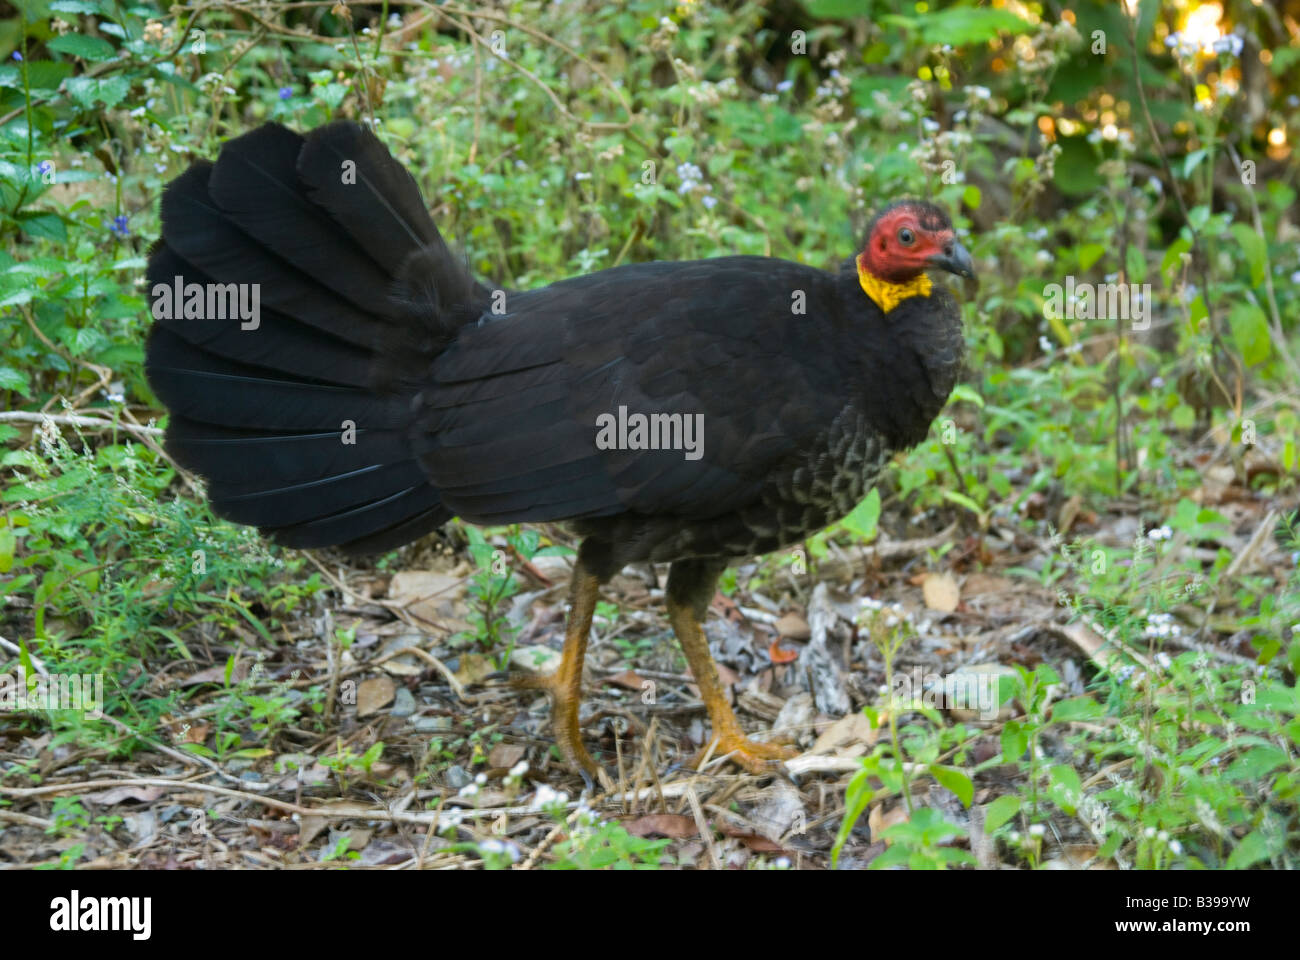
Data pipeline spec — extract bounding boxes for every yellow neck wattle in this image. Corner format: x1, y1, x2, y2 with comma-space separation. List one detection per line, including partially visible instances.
856, 256, 932, 314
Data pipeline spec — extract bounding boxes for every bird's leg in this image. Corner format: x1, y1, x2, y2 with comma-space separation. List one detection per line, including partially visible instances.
510, 551, 608, 790
666, 559, 797, 774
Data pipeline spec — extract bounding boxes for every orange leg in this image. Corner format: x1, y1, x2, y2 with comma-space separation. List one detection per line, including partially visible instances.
511, 557, 608, 790
666, 559, 796, 773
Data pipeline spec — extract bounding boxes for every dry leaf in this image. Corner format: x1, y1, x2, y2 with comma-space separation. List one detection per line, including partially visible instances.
922, 572, 961, 613
387, 570, 466, 625
868, 803, 909, 844
453, 652, 495, 686
488, 742, 526, 770
775, 612, 810, 640
624, 814, 697, 839
810, 712, 881, 757
84, 786, 165, 805
602, 670, 646, 691
356, 675, 395, 718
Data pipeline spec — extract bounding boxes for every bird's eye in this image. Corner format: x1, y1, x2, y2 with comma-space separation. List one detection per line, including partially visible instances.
898, 228, 915, 245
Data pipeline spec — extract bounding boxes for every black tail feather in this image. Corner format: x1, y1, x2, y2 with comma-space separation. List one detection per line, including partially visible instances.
145, 122, 480, 553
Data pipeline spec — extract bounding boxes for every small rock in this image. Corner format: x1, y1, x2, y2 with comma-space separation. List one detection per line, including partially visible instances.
445, 765, 472, 789
411, 715, 453, 733
391, 687, 417, 718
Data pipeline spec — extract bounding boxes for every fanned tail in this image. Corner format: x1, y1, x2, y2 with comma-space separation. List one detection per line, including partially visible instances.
145, 122, 482, 552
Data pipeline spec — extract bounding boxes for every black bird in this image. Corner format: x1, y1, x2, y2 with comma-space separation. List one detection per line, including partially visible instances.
145, 121, 972, 780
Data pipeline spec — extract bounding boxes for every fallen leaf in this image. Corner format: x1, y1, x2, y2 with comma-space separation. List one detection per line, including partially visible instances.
768, 638, 799, 664
868, 803, 909, 844
602, 670, 646, 691
922, 572, 961, 613
84, 786, 165, 805
356, 675, 395, 718
387, 570, 466, 626
488, 742, 526, 770
775, 612, 810, 640
624, 814, 697, 839
453, 652, 495, 686
810, 712, 880, 757
182, 662, 250, 687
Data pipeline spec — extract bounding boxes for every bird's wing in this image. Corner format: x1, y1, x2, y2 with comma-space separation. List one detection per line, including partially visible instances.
415, 257, 854, 524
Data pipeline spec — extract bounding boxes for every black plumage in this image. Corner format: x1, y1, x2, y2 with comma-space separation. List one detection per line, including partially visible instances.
145, 121, 971, 777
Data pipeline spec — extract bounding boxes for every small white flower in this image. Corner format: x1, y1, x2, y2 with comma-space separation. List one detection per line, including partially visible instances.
1144, 826, 1157, 839
1147, 525, 1172, 541
1169, 840, 1183, 855
509, 760, 529, 778
1028, 824, 1046, 837
1039, 335, 1054, 353
529, 784, 568, 810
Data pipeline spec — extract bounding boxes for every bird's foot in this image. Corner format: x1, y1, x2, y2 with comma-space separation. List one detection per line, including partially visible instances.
507, 669, 612, 793
694, 729, 797, 774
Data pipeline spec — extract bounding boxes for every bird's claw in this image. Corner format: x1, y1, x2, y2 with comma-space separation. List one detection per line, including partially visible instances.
694, 732, 797, 775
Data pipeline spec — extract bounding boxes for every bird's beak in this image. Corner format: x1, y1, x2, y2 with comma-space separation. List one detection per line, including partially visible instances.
928, 240, 975, 279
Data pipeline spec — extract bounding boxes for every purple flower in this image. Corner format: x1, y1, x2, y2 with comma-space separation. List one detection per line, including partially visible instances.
110, 214, 129, 238
38, 160, 53, 175
11, 51, 21, 62
279, 86, 293, 100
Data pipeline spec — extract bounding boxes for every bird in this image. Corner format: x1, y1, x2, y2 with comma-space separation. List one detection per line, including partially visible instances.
144, 121, 973, 785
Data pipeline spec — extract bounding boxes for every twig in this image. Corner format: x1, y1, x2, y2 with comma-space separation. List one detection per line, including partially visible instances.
0, 411, 163, 438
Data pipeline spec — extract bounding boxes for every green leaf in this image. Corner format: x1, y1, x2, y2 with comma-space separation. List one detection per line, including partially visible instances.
1182, 148, 1209, 179
1160, 236, 1192, 285
1048, 764, 1082, 815
0, 366, 31, 396
1077, 243, 1105, 272
1229, 222, 1267, 287
915, 7, 1032, 45
1050, 696, 1103, 723
805, 0, 870, 18
983, 795, 1020, 832
1225, 828, 1275, 869
1001, 721, 1028, 762
64, 75, 129, 109
949, 383, 985, 408
962, 185, 982, 210
840, 487, 880, 542
1225, 744, 1287, 780
941, 489, 985, 521
0, 524, 14, 573
929, 764, 973, 808
1228, 302, 1271, 367
16, 212, 67, 242
48, 33, 117, 62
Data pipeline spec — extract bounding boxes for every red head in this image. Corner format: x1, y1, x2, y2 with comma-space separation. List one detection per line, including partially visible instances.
857, 200, 974, 283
